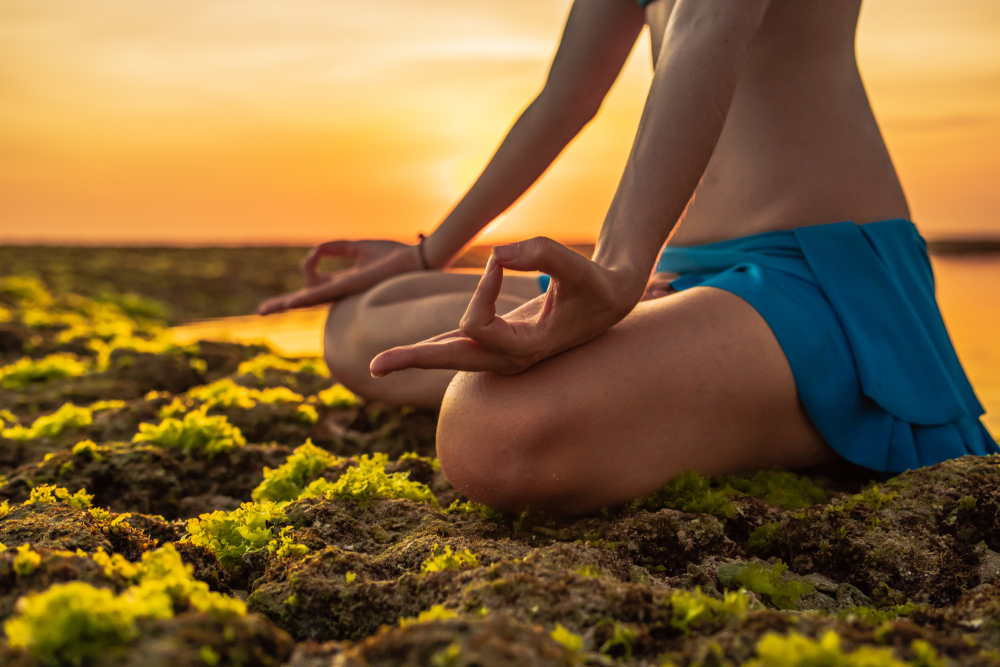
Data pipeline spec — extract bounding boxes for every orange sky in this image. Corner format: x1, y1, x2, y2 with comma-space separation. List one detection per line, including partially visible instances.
1, 0, 998, 245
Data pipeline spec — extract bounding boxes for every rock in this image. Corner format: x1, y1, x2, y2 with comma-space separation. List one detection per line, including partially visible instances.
835, 583, 873, 608
976, 547, 1000, 586
802, 572, 840, 594
334, 614, 578, 667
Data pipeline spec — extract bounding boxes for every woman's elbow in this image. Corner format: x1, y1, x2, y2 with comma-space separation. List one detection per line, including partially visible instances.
535, 84, 603, 131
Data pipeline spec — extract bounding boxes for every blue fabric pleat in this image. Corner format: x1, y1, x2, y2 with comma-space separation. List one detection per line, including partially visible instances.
655, 218, 998, 473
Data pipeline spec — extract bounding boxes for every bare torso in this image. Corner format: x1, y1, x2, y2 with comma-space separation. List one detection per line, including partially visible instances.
647, 0, 910, 247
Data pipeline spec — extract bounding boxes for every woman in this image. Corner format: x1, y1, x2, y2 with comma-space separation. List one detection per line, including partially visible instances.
258, 0, 998, 514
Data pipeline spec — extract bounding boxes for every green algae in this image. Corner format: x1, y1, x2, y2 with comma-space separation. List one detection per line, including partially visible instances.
747, 520, 782, 555
445, 500, 507, 522
717, 469, 832, 509
668, 588, 750, 634
3, 545, 244, 664
843, 483, 899, 512
550, 624, 583, 654
300, 453, 439, 508
133, 409, 246, 456
185, 502, 288, 568
740, 629, 943, 667
838, 603, 923, 625
24, 484, 93, 510
296, 404, 319, 425
0, 276, 52, 308
236, 354, 328, 380
398, 605, 460, 627
2, 403, 93, 440
186, 378, 307, 412
187, 453, 440, 570
11, 545, 42, 577
630, 470, 738, 519
252, 440, 343, 504
317, 384, 358, 408
421, 544, 480, 573
267, 526, 309, 561
598, 622, 639, 660
186, 378, 259, 410
628, 468, 834, 522
70, 439, 104, 462
715, 560, 814, 609
0, 355, 91, 390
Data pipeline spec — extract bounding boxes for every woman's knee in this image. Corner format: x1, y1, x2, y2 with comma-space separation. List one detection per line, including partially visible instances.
323, 287, 459, 408
323, 294, 373, 389
436, 372, 569, 512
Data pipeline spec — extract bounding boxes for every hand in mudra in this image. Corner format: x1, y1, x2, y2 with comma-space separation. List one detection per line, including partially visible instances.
370, 237, 634, 375
257, 240, 421, 315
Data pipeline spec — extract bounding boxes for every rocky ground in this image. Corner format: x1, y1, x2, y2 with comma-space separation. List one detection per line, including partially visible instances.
0, 274, 998, 666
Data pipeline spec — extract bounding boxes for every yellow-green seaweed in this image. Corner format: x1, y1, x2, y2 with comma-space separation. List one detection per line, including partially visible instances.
420, 543, 480, 573
133, 409, 246, 456
300, 453, 438, 508
2, 402, 93, 441
0, 354, 90, 390
3, 544, 244, 664
252, 440, 344, 504
23, 484, 93, 509
743, 630, 910, 667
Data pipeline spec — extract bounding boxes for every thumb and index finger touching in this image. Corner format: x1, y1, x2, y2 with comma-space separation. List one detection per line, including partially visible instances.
260, 241, 375, 316
369, 237, 591, 376
300, 241, 360, 286
459, 237, 591, 355
490, 237, 592, 289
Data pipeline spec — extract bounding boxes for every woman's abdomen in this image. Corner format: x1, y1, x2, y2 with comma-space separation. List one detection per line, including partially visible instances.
668, 12, 910, 246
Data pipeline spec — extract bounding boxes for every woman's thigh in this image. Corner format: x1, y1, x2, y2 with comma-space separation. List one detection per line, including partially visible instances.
324, 271, 540, 408
436, 286, 837, 514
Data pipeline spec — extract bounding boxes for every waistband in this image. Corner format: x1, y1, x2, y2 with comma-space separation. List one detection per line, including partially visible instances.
656, 219, 984, 427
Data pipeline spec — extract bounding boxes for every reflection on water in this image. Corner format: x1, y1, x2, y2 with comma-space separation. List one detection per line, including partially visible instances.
170, 257, 1000, 438
932, 256, 1000, 438
171, 306, 329, 358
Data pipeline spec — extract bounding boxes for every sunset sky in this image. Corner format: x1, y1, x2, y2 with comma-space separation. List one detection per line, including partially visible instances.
1, 0, 998, 246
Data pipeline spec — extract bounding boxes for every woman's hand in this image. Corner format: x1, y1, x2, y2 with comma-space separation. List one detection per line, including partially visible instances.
369, 237, 640, 376
257, 240, 422, 315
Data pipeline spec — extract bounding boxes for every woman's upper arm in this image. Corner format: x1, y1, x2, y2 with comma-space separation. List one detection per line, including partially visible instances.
539, 0, 647, 122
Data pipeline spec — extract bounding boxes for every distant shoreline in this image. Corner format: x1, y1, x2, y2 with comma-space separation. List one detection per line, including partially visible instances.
924, 239, 1000, 256
2, 239, 999, 257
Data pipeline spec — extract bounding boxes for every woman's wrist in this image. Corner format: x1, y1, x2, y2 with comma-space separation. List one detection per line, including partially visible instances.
603, 263, 650, 315
415, 234, 431, 270
593, 238, 657, 305
420, 226, 473, 271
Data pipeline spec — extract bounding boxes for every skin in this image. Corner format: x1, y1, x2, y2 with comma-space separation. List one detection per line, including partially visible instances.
259, 0, 911, 514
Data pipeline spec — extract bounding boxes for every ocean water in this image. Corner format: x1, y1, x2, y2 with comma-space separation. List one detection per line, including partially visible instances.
171, 257, 1000, 438
932, 256, 1000, 437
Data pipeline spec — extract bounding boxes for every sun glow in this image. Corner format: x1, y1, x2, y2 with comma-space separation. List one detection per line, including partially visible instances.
0, 0, 997, 245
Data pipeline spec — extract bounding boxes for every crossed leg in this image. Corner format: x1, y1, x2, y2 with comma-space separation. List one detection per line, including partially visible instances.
325, 272, 837, 514
323, 271, 541, 408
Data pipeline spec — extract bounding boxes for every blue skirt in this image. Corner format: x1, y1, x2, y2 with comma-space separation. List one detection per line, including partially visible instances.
655, 218, 998, 473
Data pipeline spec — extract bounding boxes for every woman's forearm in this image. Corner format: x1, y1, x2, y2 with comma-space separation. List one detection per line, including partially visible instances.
593, 0, 772, 303
422, 93, 594, 270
